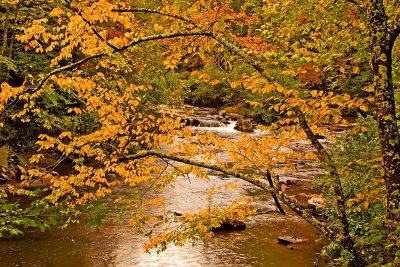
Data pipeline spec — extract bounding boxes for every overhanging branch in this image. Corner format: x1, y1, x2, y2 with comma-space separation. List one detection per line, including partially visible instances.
113, 6, 351, 243
0, 31, 210, 117
120, 150, 346, 247
112, 8, 272, 79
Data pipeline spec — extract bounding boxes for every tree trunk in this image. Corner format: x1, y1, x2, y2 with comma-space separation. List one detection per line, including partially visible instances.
376, 48, 400, 223
5, 2, 19, 83
0, 7, 10, 79
368, 0, 400, 222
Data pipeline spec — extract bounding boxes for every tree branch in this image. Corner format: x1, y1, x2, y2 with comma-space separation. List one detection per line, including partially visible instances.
294, 107, 353, 247
120, 149, 355, 251
0, 53, 104, 118
112, 7, 352, 244
0, 31, 209, 117
66, 3, 120, 51
112, 8, 272, 80
388, 18, 400, 46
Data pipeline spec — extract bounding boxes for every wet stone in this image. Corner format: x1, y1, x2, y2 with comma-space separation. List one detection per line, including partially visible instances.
212, 221, 246, 232
278, 236, 309, 245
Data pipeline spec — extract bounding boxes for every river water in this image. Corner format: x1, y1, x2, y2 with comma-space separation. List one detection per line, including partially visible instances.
0, 107, 328, 267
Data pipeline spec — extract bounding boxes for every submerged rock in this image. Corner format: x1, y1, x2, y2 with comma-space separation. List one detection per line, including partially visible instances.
278, 236, 309, 245
173, 211, 183, 216
212, 221, 246, 232
294, 193, 325, 209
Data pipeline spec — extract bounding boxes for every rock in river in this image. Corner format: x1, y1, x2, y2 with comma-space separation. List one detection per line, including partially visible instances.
278, 236, 309, 245
212, 221, 246, 232
234, 118, 255, 132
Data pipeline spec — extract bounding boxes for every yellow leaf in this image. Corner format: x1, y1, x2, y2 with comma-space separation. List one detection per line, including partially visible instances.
352, 66, 360, 74
360, 105, 368, 112
281, 69, 296, 77
333, 116, 340, 124
277, 154, 286, 162
343, 94, 351, 101
347, 199, 356, 207
211, 79, 220, 85
50, 7, 64, 17
311, 90, 318, 97
263, 84, 274, 93
153, 24, 164, 31
249, 101, 262, 107
59, 131, 72, 139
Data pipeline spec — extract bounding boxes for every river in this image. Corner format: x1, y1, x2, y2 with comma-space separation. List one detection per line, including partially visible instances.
0, 107, 329, 267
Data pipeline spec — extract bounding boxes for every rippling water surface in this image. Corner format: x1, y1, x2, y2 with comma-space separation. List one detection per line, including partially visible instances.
0, 107, 328, 267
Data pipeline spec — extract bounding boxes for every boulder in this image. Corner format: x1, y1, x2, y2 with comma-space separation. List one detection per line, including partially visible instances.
293, 193, 315, 209
218, 110, 227, 117
292, 193, 325, 215
278, 181, 290, 192
285, 179, 307, 188
105, 172, 119, 181
0, 164, 26, 182
234, 118, 255, 132
27, 176, 53, 189
307, 195, 325, 209
226, 113, 243, 120
215, 115, 229, 123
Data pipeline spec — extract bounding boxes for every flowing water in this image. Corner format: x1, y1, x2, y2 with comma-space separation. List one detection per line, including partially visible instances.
0, 107, 328, 267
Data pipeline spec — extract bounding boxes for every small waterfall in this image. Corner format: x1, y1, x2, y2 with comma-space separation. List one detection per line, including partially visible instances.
198, 119, 226, 128
226, 121, 237, 130
184, 118, 227, 128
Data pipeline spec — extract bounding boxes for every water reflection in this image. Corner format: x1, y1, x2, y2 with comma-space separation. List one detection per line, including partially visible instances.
0, 177, 326, 267
0, 107, 328, 267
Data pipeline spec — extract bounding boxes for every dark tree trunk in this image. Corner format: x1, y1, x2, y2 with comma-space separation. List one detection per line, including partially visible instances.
368, 0, 400, 222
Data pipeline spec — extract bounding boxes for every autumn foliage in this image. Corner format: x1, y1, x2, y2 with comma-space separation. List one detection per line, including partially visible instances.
1, 0, 400, 265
